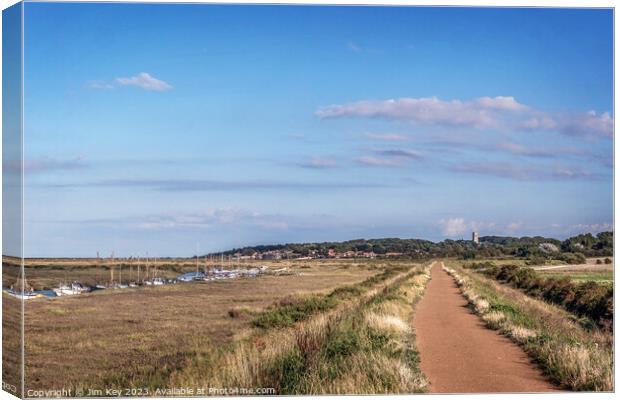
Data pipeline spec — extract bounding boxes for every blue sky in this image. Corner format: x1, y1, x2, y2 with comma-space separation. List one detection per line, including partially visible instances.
18, 3, 613, 257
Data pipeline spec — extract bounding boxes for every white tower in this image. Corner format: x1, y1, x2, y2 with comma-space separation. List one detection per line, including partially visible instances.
472, 231, 479, 244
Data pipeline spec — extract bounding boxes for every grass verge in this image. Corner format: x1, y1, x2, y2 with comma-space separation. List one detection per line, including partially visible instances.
465, 262, 612, 330
443, 262, 612, 391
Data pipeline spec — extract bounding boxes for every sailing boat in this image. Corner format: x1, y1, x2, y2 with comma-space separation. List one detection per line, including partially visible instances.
6, 269, 38, 300
95, 252, 107, 289
117, 257, 128, 289
129, 257, 138, 287
152, 258, 164, 285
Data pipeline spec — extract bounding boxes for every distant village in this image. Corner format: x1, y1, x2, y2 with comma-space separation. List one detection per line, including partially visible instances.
228, 248, 381, 260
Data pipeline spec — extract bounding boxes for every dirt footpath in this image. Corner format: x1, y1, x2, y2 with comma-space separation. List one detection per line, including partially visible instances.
412, 262, 560, 393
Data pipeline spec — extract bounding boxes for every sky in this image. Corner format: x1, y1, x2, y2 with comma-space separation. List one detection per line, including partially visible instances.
13, 3, 614, 257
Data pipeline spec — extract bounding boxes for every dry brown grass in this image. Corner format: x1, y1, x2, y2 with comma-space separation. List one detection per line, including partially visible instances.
2, 293, 22, 397
21, 260, 383, 392
168, 263, 431, 394
481, 311, 506, 329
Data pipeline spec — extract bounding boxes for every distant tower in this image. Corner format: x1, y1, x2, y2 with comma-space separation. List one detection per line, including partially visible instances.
472, 231, 479, 244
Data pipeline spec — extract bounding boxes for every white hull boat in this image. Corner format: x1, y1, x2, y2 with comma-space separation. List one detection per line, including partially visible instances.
53, 282, 90, 296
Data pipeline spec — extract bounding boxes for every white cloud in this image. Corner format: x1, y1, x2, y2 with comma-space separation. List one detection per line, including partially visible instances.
440, 218, 520, 237
475, 96, 527, 111
505, 222, 523, 233
439, 218, 468, 236
317, 96, 527, 129
317, 96, 613, 139
115, 72, 172, 91
561, 111, 613, 139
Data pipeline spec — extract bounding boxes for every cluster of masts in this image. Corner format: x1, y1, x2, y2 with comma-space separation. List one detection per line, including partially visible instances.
94, 251, 166, 289
95, 251, 249, 287
4, 249, 271, 300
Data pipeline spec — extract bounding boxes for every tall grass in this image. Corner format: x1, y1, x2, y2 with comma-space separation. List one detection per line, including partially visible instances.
443, 263, 613, 391
250, 265, 413, 330
168, 264, 431, 394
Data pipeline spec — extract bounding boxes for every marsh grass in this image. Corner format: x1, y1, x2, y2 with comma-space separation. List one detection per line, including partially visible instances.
24, 260, 382, 392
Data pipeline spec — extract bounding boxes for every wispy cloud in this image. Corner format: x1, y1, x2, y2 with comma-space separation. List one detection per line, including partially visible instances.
354, 156, 406, 167
439, 218, 497, 237
373, 148, 423, 160
354, 147, 424, 168
505, 221, 524, 233
449, 161, 603, 181
346, 41, 362, 53
288, 133, 308, 141
569, 223, 613, 233
4, 156, 87, 174
69, 207, 291, 232
439, 218, 612, 239
317, 96, 613, 138
297, 156, 339, 169
41, 178, 387, 191
364, 133, 413, 141
551, 167, 598, 180
115, 72, 173, 91
495, 142, 555, 158
87, 81, 114, 90
440, 218, 535, 237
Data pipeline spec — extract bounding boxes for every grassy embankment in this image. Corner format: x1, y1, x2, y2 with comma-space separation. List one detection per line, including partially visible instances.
163, 263, 432, 394
465, 261, 612, 330
443, 261, 612, 391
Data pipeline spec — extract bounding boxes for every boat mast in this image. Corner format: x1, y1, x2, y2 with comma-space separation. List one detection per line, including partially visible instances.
97, 251, 101, 284
195, 243, 199, 275
110, 251, 114, 286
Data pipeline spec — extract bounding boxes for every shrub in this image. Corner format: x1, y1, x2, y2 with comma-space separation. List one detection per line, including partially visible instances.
466, 261, 495, 270
525, 255, 546, 266
560, 252, 587, 265
252, 295, 336, 329
596, 259, 603, 265
604, 258, 612, 264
